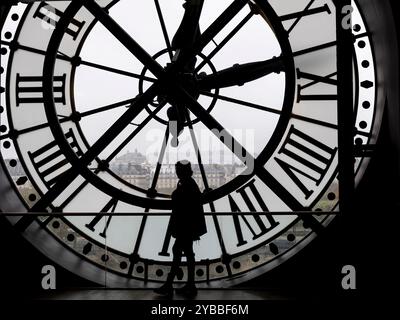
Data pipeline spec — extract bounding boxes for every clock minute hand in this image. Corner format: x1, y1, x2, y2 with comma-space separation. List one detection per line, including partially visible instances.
172, 0, 204, 63
197, 57, 285, 90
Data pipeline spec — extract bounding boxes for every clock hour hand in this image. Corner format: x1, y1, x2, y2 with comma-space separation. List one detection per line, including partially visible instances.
197, 57, 285, 90
172, 0, 204, 67
167, 106, 185, 147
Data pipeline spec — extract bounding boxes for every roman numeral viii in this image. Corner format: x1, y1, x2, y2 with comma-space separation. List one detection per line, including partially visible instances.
33, 2, 86, 40
16, 73, 67, 106
229, 179, 279, 247
28, 129, 83, 188
275, 125, 337, 200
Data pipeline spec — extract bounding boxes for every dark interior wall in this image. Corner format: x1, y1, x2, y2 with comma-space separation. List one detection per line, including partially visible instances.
0, 216, 98, 299
387, 0, 400, 199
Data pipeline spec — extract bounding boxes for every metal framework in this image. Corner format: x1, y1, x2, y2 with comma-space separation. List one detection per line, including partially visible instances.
1, 0, 389, 289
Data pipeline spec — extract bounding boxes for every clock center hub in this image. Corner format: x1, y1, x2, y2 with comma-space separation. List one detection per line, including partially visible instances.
138, 48, 219, 126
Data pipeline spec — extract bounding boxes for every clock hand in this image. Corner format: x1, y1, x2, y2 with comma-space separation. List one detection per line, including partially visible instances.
167, 106, 185, 147
172, 0, 249, 70
167, 1, 204, 146
197, 57, 285, 90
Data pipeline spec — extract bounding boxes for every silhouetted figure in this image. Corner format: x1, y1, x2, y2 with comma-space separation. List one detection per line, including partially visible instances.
154, 161, 207, 297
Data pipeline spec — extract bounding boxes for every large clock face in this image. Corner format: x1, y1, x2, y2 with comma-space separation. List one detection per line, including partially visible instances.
0, 0, 380, 287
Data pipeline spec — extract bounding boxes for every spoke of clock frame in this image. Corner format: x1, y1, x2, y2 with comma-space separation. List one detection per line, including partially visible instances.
200, 90, 338, 130
0, 40, 71, 62
82, 0, 165, 80
184, 111, 232, 275
194, 10, 254, 73
59, 179, 92, 211
0, 40, 154, 82
154, 0, 173, 61
79, 97, 138, 118
79, 60, 156, 82
150, 126, 171, 193
128, 126, 170, 275
200, 90, 281, 115
182, 111, 208, 189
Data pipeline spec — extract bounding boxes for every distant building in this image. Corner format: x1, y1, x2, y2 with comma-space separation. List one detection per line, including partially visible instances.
153, 163, 229, 193
107, 148, 245, 194
114, 149, 147, 165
